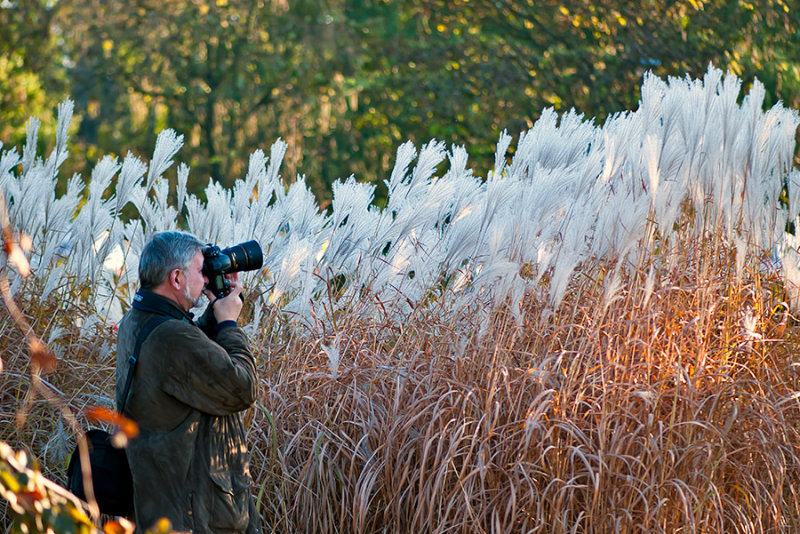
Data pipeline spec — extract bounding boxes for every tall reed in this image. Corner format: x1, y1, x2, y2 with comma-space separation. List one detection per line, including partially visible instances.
1, 66, 799, 532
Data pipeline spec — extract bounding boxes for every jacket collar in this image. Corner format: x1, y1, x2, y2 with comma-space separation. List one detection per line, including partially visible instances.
132, 289, 195, 322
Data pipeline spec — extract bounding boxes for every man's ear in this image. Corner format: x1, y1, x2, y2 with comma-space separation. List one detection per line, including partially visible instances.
169, 269, 182, 290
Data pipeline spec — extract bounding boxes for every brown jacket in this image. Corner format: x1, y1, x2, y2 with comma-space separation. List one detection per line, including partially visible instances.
116, 290, 261, 533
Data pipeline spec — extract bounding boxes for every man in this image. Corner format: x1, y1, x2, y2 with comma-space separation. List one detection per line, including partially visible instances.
115, 231, 262, 533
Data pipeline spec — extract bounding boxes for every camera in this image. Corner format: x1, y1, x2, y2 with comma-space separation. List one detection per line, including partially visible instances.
202, 240, 263, 298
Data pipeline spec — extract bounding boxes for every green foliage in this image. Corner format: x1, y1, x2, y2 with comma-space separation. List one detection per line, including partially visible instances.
0, 440, 179, 532
0, 1, 68, 146
0, 441, 95, 534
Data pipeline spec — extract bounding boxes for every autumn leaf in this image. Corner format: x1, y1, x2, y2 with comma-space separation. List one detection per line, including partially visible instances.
16, 487, 46, 510
28, 337, 57, 372
148, 517, 174, 533
84, 406, 140, 439
104, 517, 135, 534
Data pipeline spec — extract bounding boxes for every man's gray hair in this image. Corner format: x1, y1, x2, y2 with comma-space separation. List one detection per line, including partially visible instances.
139, 231, 205, 289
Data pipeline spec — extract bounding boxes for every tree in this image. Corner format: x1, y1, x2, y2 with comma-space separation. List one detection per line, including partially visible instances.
427, 0, 800, 116
2, 0, 797, 203
0, 1, 68, 145
56, 0, 368, 198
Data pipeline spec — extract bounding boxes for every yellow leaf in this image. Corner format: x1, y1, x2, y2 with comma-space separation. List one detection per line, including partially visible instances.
65, 503, 92, 525
148, 518, 173, 533
0, 470, 21, 493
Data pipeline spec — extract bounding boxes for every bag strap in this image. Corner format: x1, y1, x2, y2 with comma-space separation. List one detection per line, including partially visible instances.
118, 315, 171, 414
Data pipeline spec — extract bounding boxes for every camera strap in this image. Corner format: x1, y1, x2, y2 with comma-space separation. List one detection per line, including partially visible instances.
118, 315, 171, 415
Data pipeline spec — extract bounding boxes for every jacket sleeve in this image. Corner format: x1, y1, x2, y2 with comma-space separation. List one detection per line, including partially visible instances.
151, 321, 258, 416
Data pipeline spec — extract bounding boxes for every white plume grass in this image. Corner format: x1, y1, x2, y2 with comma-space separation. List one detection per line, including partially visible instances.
1, 66, 798, 327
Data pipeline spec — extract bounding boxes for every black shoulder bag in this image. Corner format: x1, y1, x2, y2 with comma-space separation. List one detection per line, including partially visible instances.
66, 315, 169, 517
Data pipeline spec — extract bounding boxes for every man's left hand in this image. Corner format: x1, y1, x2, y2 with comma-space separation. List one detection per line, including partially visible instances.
203, 272, 243, 322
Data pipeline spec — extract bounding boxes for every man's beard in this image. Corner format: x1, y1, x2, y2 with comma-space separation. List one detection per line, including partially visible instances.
183, 284, 205, 308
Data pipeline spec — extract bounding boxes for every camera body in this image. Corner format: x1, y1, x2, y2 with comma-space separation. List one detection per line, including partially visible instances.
202, 240, 263, 298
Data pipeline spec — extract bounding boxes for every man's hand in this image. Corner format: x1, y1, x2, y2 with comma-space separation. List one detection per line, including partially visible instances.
203, 272, 243, 323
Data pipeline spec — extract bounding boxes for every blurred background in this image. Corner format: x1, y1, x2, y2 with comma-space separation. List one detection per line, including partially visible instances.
2, 0, 798, 206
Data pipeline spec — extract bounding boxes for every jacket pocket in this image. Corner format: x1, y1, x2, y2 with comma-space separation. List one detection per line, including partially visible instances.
208, 470, 250, 531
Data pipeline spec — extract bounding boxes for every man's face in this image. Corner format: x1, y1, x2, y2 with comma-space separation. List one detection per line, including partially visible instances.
180, 250, 208, 310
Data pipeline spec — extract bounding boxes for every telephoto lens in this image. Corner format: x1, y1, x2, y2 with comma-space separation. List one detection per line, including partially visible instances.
222, 240, 263, 272
202, 240, 263, 297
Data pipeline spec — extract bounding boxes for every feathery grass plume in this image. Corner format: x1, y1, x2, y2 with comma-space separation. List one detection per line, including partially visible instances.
254, 176, 327, 317
145, 129, 183, 193
279, 176, 327, 240
325, 176, 376, 267
261, 139, 287, 202
491, 129, 512, 180
230, 175, 258, 242
151, 177, 179, 233
239, 149, 273, 237
114, 152, 148, 219
67, 156, 119, 285
175, 162, 190, 214
385, 141, 418, 202
244, 149, 267, 193
408, 140, 446, 191
320, 333, 342, 377
139, 176, 179, 237
41, 176, 84, 262
0, 149, 22, 208
42, 99, 73, 182
20, 117, 40, 176
382, 142, 447, 252
269, 235, 315, 313
779, 229, 800, 311
187, 177, 238, 244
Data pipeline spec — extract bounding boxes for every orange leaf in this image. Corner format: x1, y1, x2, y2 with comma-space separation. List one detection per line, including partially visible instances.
104, 517, 135, 534
84, 406, 140, 439
118, 418, 139, 439
84, 406, 115, 423
29, 337, 57, 372
18, 488, 45, 508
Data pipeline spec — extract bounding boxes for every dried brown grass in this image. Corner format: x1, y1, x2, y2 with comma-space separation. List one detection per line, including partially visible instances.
247, 236, 800, 532
2, 236, 800, 533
